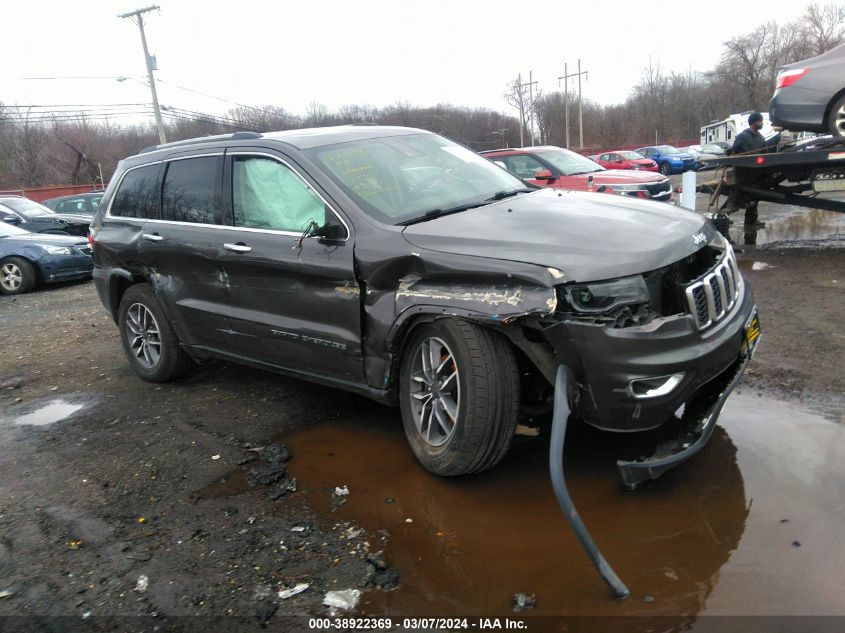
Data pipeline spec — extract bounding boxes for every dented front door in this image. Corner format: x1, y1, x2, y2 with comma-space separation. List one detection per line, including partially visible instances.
219, 150, 363, 382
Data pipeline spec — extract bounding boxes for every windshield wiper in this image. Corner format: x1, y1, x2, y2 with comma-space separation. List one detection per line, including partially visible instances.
397, 189, 534, 227
567, 170, 601, 176
485, 188, 534, 201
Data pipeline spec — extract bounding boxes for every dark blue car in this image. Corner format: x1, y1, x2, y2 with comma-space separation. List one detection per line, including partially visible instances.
634, 145, 696, 175
0, 223, 93, 295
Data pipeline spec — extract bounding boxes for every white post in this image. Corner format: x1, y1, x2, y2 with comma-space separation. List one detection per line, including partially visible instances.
681, 171, 697, 210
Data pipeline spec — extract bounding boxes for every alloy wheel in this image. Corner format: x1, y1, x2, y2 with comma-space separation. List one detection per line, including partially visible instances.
0, 263, 22, 292
835, 104, 845, 136
408, 336, 460, 447
126, 303, 162, 369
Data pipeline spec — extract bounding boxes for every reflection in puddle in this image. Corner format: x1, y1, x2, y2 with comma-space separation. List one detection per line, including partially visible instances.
732, 208, 845, 246
202, 393, 845, 622
282, 408, 749, 617
12, 400, 85, 426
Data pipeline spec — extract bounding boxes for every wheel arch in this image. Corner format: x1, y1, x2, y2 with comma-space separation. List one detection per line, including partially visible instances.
823, 86, 845, 131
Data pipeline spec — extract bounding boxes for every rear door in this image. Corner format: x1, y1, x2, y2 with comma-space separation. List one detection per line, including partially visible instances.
219, 149, 363, 383
138, 152, 234, 351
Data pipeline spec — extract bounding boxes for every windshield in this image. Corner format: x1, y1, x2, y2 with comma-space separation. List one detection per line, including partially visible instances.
1, 198, 55, 219
306, 134, 526, 225
657, 145, 681, 155
619, 151, 646, 160
0, 222, 30, 237
535, 149, 604, 175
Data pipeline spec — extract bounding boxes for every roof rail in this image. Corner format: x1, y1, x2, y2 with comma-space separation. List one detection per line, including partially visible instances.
138, 130, 263, 154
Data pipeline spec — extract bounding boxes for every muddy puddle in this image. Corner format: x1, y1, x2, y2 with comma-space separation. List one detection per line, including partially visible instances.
284, 393, 845, 620
729, 208, 845, 247
199, 393, 845, 621
5, 399, 86, 426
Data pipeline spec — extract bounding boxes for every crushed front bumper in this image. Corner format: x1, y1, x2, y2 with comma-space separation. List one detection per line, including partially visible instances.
616, 348, 750, 490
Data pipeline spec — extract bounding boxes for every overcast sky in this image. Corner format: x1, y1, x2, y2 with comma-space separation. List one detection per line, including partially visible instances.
2, 0, 814, 125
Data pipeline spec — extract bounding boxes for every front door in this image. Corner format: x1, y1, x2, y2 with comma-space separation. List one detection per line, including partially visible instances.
219, 150, 363, 384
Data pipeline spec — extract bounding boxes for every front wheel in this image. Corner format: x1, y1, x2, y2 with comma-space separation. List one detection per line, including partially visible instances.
399, 319, 520, 476
659, 162, 671, 176
118, 284, 193, 382
827, 95, 845, 137
0, 257, 36, 295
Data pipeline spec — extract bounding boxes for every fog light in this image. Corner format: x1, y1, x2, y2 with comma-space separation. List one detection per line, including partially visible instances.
627, 373, 685, 399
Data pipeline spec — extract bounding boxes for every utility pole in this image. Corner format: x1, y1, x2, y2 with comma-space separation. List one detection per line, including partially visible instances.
557, 63, 570, 148
119, 5, 166, 144
516, 73, 539, 147
559, 61, 588, 149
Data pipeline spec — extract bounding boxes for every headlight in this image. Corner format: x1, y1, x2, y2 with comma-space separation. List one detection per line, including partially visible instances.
43, 245, 73, 255
563, 275, 649, 314
608, 183, 647, 191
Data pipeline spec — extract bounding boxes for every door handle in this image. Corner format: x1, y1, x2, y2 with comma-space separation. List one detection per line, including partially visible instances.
142, 233, 163, 242
224, 242, 252, 253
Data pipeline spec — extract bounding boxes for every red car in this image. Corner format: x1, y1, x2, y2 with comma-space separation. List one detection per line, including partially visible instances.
592, 150, 659, 172
483, 146, 672, 201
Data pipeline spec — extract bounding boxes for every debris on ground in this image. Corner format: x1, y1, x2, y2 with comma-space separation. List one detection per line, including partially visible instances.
644, 594, 656, 603
792, 541, 802, 547
247, 462, 287, 486
366, 552, 400, 590
513, 592, 536, 613
256, 601, 278, 627
277, 583, 309, 599
262, 444, 292, 465
0, 588, 17, 599
515, 424, 540, 437
323, 589, 361, 610
384, 497, 395, 504
134, 575, 148, 593
331, 485, 350, 508
269, 478, 298, 501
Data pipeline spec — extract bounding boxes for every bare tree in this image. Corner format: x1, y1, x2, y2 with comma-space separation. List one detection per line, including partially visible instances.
801, 2, 845, 54
504, 76, 532, 146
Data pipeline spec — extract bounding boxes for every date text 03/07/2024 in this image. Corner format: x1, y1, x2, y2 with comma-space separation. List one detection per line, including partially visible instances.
307, 617, 528, 629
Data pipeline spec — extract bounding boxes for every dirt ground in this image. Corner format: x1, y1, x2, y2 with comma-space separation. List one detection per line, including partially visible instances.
0, 213, 843, 629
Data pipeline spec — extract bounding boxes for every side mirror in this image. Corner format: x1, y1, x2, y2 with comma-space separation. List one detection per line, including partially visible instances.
534, 169, 555, 180
2, 215, 20, 225
314, 222, 346, 242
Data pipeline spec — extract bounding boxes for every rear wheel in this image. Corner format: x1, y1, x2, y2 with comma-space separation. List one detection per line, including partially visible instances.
827, 95, 845, 137
399, 319, 520, 476
0, 257, 36, 295
118, 284, 193, 382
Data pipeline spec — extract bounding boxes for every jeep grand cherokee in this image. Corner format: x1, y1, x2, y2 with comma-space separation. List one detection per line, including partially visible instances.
90, 126, 759, 481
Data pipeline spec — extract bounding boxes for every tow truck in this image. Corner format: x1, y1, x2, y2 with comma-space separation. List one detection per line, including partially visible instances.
700, 136, 845, 216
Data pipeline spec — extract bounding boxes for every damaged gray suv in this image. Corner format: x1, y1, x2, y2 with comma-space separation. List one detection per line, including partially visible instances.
91, 126, 760, 485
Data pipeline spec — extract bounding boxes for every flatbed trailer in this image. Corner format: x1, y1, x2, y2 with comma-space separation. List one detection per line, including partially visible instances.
700, 137, 845, 215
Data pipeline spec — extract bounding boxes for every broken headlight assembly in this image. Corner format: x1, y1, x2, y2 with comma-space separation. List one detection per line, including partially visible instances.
562, 275, 650, 314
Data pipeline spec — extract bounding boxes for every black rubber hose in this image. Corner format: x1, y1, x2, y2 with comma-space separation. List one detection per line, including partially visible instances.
550, 365, 631, 600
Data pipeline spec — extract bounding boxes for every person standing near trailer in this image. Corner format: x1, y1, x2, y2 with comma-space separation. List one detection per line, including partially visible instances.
730, 112, 769, 226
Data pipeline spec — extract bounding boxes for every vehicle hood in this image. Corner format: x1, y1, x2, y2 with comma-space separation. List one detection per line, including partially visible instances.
401, 188, 713, 282
584, 170, 666, 184
1, 233, 87, 248
665, 153, 694, 161
632, 158, 656, 165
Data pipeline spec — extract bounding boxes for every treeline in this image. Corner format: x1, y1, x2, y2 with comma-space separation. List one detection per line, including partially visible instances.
0, 3, 842, 189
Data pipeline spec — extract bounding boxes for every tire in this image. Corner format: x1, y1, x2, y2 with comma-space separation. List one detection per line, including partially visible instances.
118, 283, 193, 382
0, 257, 37, 295
399, 319, 520, 476
827, 94, 845, 137
659, 162, 671, 176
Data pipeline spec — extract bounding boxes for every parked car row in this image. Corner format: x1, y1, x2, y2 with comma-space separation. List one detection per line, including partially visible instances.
481, 146, 674, 201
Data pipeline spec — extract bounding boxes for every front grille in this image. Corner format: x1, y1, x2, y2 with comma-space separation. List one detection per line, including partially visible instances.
645, 181, 671, 197
77, 245, 92, 256
684, 247, 742, 329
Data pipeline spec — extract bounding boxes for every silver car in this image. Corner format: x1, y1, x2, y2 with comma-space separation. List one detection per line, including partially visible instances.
769, 43, 845, 137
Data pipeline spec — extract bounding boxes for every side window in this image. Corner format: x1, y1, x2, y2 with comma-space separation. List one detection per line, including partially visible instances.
161, 157, 220, 224
89, 197, 100, 211
231, 156, 327, 232
599, 154, 609, 161
111, 164, 161, 218
503, 154, 545, 179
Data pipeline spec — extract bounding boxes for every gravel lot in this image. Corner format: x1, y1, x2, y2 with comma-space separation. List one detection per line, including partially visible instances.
0, 213, 842, 628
